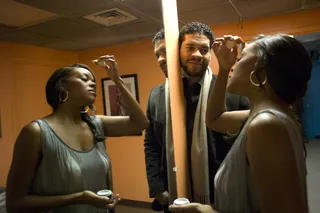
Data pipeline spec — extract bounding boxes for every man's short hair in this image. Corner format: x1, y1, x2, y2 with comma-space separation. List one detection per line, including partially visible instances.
179, 22, 214, 48
152, 28, 165, 45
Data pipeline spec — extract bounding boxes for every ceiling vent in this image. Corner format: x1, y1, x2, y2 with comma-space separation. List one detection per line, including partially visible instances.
84, 8, 137, 27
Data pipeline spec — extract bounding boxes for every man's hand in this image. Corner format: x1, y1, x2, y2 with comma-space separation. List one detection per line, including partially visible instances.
155, 191, 169, 205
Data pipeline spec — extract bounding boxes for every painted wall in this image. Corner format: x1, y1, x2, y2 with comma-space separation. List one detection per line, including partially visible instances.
0, 42, 78, 185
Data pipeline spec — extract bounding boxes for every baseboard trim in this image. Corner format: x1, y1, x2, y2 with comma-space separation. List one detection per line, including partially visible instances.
118, 198, 152, 209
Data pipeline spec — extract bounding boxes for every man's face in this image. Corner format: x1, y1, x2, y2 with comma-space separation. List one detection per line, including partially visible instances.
154, 39, 167, 77
179, 33, 211, 77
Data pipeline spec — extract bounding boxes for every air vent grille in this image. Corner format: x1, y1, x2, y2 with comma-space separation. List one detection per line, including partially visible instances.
84, 8, 137, 27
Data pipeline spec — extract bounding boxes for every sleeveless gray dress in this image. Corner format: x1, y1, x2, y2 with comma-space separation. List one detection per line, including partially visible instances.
214, 110, 308, 212
31, 116, 113, 213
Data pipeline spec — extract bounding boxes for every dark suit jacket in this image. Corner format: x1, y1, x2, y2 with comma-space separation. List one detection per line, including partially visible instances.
144, 74, 250, 207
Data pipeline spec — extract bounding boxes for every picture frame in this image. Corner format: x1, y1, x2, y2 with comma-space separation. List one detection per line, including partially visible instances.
101, 74, 142, 136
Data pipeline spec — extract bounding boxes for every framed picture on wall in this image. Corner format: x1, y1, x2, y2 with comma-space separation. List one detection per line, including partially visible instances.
101, 74, 142, 136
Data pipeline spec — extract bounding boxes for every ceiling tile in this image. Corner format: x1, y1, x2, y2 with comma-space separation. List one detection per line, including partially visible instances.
233, 0, 302, 20
0, 29, 60, 46
1, 0, 56, 27
121, 0, 163, 21
71, 2, 150, 28
304, 0, 320, 9
43, 40, 95, 51
177, 0, 226, 13
86, 36, 143, 49
0, 26, 16, 35
74, 19, 163, 48
72, 17, 113, 28
179, 3, 239, 26
69, 1, 149, 22
22, 17, 104, 39
73, 29, 122, 45
71, 21, 161, 48
110, 20, 163, 39
1, 0, 318, 51
14, 0, 114, 16
305, 0, 320, 6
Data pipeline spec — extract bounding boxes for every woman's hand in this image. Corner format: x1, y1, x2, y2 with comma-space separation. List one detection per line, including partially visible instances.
93, 55, 121, 84
81, 190, 120, 209
169, 203, 216, 213
212, 35, 242, 74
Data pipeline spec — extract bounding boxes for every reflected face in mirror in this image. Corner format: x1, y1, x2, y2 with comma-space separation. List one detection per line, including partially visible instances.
154, 39, 168, 78
179, 33, 211, 77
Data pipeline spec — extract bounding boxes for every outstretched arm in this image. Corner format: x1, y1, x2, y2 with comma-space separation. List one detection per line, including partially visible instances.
94, 55, 149, 137
206, 35, 249, 134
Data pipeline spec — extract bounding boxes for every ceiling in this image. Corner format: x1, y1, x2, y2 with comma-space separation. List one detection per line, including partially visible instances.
0, 0, 319, 51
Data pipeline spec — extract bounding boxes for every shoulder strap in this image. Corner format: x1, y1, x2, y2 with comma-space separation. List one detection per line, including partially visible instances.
90, 116, 105, 137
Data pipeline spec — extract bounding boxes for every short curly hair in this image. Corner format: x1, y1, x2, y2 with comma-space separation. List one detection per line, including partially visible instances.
179, 22, 214, 48
152, 28, 165, 45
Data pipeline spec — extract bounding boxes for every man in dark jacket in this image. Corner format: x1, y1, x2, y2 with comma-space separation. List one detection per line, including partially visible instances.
144, 22, 250, 213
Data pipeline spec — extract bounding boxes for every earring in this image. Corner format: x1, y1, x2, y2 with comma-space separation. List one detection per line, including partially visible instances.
250, 71, 267, 87
59, 91, 68, 103
81, 106, 89, 113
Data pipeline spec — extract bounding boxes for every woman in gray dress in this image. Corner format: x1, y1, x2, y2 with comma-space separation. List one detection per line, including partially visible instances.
6, 55, 149, 213
170, 34, 311, 213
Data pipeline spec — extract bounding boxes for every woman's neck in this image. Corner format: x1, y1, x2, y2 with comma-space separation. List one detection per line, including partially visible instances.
249, 94, 289, 117
50, 104, 84, 125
